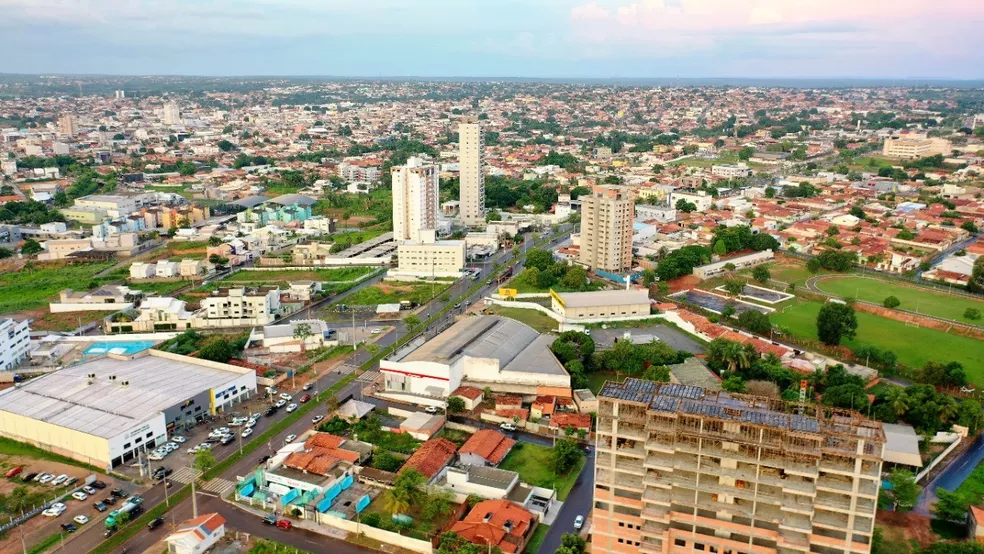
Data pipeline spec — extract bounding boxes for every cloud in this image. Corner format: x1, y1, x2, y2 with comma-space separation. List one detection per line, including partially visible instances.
571, 2, 611, 21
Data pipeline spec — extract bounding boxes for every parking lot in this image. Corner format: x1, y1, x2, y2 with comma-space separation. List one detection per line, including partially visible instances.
589, 324, 707, 355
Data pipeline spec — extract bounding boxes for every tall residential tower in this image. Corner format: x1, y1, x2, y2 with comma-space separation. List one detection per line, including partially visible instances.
578, 185, 634, 273
458, 116, 485, 226
391, 156, 439, 244
592, 379, 884, 554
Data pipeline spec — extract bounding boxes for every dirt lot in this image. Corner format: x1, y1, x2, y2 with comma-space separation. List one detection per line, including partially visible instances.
0, 456, 129, 554
17, 309, 107, 333
876, 509, 934, 551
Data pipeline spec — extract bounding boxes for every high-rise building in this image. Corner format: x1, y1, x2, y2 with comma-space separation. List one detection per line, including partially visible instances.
458, 116, 485, 226
163, 102, 181, 126
57, 115, 76, 137
391, 157, 439, 244
0, 319, 30, 371
592, 379, 885, 554
114, 90, 126, 99
578, 185, 634, 272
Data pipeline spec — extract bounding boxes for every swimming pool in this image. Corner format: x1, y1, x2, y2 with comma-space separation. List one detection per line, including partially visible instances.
82, 340, 157, 356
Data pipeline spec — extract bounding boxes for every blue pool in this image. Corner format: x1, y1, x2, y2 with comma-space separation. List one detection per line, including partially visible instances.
83, 340, 156, 356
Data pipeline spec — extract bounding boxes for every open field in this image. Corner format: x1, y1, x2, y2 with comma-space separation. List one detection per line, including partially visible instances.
586, 372, 625, 395
225, 267, 375, 283
497, 442, 585, 500
129, 280, 191, 297
815, 275, 984, 323
485, 305, 558, 334
0, 261, 116, 313
343, 280, 451, 306
504, 275, 608, 295
771, 300, 984, 382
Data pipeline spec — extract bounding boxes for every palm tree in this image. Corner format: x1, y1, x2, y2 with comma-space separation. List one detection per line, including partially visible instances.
939, 397, 958, 424
885, 387, 910, 419
383, 489, 410, 517
721, 341, 751, 374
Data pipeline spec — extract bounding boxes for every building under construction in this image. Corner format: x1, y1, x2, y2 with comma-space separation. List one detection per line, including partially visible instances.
591, 379, 885, 554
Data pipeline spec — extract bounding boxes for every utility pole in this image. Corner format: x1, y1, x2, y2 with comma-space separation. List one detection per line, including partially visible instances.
351, 306, 356, 351
190, 460, 198, 519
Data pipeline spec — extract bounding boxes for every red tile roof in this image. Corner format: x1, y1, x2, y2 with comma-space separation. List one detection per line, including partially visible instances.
452, 386, 484, 400
400, 438, 457, 479
549, 413, 592, 430
458, 429, 516, 465
306, 433, 345, 450
450, 500, 536, 554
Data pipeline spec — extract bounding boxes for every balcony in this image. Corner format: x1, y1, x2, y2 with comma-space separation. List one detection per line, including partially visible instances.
819, 457, 856, 475
779, 514, 812, 533
815, 494, 852, 513
813, 510, 849, 531
616, 443, 647, 458
781, 477, 816, 496
644, 454, 673, 471
816, 476, 853, 494
781, 494, 815, 514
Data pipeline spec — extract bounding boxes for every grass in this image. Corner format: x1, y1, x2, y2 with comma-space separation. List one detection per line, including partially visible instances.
815, 275, 984, 324
504, 276, 608, 295
586, 372, 624, 395
486, 305, 558, 333
771, 300, 984, 383
0, 261, 116, 313
225, 267, 375, 283
525, 524, 551, 554
343, 281, 450, 306
0, 437, 104, 474
25, 532, 61, 554
167, 240, 208, 251
360, 430, 421, 455
129, 280, 190, 296
498, 442, 585, 501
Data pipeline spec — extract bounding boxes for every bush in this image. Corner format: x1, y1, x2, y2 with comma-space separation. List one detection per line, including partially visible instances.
883, 296, 901, 309
965, 307, 982, 321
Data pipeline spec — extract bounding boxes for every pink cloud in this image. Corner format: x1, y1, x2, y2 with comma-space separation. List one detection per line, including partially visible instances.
570, 2, 611, 21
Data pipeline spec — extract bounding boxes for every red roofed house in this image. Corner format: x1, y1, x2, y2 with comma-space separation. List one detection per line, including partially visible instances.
548, 413, 592, 435
458, 429, 516, 467
451, 386, 484, 411
400, 438, 457, 482
450, 499, 537, 554
970, 505, 984, 543
165, 513, 226, 554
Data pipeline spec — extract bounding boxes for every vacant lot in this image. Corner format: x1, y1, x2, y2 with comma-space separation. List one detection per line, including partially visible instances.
344, 281, 449, 306
504, 275, 608, 295
0, 261, 116, 313
225, 267, 375, 283
772, 300, 984, 382
498, 442, 584, 500
815, 276, 984, 324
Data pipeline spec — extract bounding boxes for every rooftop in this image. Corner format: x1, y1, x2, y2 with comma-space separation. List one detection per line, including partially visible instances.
555, 289, 650, 308
0, 350, 252, 439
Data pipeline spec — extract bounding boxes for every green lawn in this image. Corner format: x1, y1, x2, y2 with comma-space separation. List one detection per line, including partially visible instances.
772, 300, 984, 383
225, 267, 375, 283
344, 281, 450, 306
815, 276, 984, 324
168, 240, 208, 251
525, 524, 551, 554
0, 437, 104, 474
487, 306, 558, 333
504, 275, 608, 295
587, 372, 624, 395
0, 261, 116, 313
129, 280, 190, 297
498, 442, 585, 500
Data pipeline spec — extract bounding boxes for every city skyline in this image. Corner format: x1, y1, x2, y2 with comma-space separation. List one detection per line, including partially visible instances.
1, 0, 982, 79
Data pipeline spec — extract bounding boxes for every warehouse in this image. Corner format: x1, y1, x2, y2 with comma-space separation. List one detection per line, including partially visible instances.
0, 350, 256, 470
549, 289, 651, 321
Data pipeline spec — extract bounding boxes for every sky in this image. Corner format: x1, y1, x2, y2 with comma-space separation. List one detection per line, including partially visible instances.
1, 0, 983, 79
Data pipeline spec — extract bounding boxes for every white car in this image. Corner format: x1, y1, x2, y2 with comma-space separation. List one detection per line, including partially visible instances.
370, 328, 383, 335
171, 435, 187, 443
199, 442, 214, 450
245, 419, 257, 429
302, 383, 313, 391
38, 474, 55, 484
499, 423, 517, 432
73, 515, 89, 525
71, 491, 88, 501
164, 442, 179, 452
187, 445, 202, 455
424, 405, 441, 414
148, 452, 164, 461
241, 428, 253, 438
42, 503, 66, 517
83, 486, 96, 495
574, 515, 584, 530
52, 474, 69, 486
274, 399, 287, 409
284, 434, 297, 444
279, 393, 293, 401
286, 403, 298, 413
311, 415, 325, 425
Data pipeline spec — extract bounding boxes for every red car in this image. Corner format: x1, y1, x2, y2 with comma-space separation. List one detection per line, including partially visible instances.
276, 518, 292, 530
299, 394, 311, 403
5, 466, 23, 479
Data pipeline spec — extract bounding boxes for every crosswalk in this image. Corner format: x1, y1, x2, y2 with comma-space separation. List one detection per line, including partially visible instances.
169, 467, 202, 484
201, 478, 235, 495
336, 364, 360, 376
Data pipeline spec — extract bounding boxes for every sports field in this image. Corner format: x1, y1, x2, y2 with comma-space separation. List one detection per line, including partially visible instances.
815, 276, 984, 323
772, 300, 984, 383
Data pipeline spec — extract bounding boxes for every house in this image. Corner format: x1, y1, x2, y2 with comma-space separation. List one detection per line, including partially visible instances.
547, 413, 592, 435
449, 499, 537, 554
155, 261, 180, 278
261, 319, 336, 353
129, 262, 156, 280
572, 389, 598, 414
399, 412, 445, 440
288, 280, 322, 301
50, 286, 137, 313
179, 259, 209, 277
970, 505, 984, 544
107, 296, 194, 333
458, 429, 515, 467
400, 437, 457, 482
164, 513, 226, 554
451, 386, 484, 411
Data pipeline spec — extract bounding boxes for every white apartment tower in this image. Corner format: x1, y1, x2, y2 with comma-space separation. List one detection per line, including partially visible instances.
0, 319, 30, 371
58, 115, 76, 137
458, 116, 486, 226
391, 157, 439, 244
578, 185, 634, 273
163, 102, 182, 126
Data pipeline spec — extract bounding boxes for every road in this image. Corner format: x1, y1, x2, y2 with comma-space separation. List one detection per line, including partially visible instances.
538, 449, 595, 554
65, 227, 573, 554
915, 430, 984, 516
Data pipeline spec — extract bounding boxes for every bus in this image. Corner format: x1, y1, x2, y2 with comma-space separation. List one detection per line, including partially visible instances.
105, 496, 143, 529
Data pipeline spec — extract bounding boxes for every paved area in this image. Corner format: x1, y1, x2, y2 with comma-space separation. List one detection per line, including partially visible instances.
590, 324, 706, 354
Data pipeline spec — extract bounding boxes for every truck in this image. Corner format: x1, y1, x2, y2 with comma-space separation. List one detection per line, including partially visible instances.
105, 496, 143, 529
495, 265, 514, 285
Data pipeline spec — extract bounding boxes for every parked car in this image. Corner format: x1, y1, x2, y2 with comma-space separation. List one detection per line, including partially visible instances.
65, 477, 78, 487
279, 393, 292, 401
110, 488, 127, 498
60, 523, 77, 533
284, 434, 297, 444
263, 514, 277, 525
20, 472, 37, 483
37, 474, 54, 484
370, 328, 383, 335
574, 515, 584, 530
71, 491, 87, 501
83, 486, 96, 495
299, 394, 311, 403
221, 434, 235, 445
93, 502, 107, 512
52, 474, 68, 486
285, 403, 298, 413
265, 406, 278, 416
311, 415, 325, 425
5, 466, 23, 479
102, 496, 116, 506
258, 455, 271, 464
276, 518, 292, 530
274, 400, 287, 409
73, 515, 89, 525
147, 517, 165, 531
424, 405, 440, 414
499, 423, 517, 432
91, 480, 107, 489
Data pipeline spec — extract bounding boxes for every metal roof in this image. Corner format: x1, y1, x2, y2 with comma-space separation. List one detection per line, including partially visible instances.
556, 289, 650, 308
269, 194, 317, 206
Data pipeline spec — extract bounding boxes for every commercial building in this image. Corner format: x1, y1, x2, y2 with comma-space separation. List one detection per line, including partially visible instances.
0, 319, 30, 371
0, 350, 257, 469
58, 114, 76, 137
592, 379, 884, 554
74, 195, 139, 218
578, 185, 634, 272
550, 289, 651, 321
711, 163, 752, 179
380, 316, 569, 399
669, 188, 715, 212
391, 157, 439, 243
882, 134, 951, 159
197, 286, 281, 327
163, 102, 182, 126
395, 240, 466, 278
458, 116, 486, 226
692, 249, 774, 279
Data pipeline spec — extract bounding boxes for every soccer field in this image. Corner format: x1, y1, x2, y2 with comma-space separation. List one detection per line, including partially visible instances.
815, 276, 984, 323
772, 300, 984, 383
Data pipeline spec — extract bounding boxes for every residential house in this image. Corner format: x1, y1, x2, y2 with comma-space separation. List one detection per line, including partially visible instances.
129, 262, 156, 280
164, 513, 226, 554
400, 437, 457, 482
449, 499, 537, 554
458, 429, 515, 467
155, 261, 180, 278
179, 259, 209, 278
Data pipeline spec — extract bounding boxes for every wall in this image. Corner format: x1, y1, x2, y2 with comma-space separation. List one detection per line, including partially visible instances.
0, 409, 113, 469
50, 302, 134, 313
314, 511, 434, 554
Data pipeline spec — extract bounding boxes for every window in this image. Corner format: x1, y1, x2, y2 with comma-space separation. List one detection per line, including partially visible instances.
675, 539, 686, 547
146, 431, 153, 438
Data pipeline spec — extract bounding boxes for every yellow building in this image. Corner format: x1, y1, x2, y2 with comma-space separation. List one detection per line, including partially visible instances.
882, 134, 951, 160
550, 289, 650, 321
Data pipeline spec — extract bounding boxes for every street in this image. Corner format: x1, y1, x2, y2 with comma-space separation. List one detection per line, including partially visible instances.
538, 449, 595, 554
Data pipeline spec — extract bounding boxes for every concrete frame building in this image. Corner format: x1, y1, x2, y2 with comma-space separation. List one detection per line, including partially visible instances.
882, 134, 951, 160
395, 240, 466, 278
163, 102, 182, 126
0, 350, 257, 470
592, 379, 884, 554
0, 319, 30, 371
458, 117, 486, 226
57, 115, 77, 137
712, 163, 753, 179
392, 157, 439, 244
578, 185, 634, 273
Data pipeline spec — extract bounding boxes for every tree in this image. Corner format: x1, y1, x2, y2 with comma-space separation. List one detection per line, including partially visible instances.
738, 146, 755, 161
373, 451, 402, 472
641, 364, 670, 382
675, 199, 697, 213
822, 384, 869, 411
198, 337, 234, 362
0, 247, 12, 259
919, 542, 984, 554
446, 396, 466, 414
403, 314, 421, 331
745, 380, 780, 398
965, 307, 982, 321
806, 257, 822, 274
752, 265, 771, 283
421, 489, 456, 523
552, 439, 582, 474
712, 239, 727, 256
382, 488, 410, 517
292, 322, 313, 352
557, 533, 587, 554
933, 488, 967, 522
207, 236, 223, 246
560, 265, 588, 290
20, 238, 42, 256
883, 296, 901, 309
524, 248, 554, 271
885, 469, 918, 512
193, 448, 216, 474
970, 257, 984, 294
723, 279, 745, 297
217, 140, 235, 152
737, 310, 771, 335
722, 375, 745, 392
816, 302, 858, 346
884, 387, 910, 418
